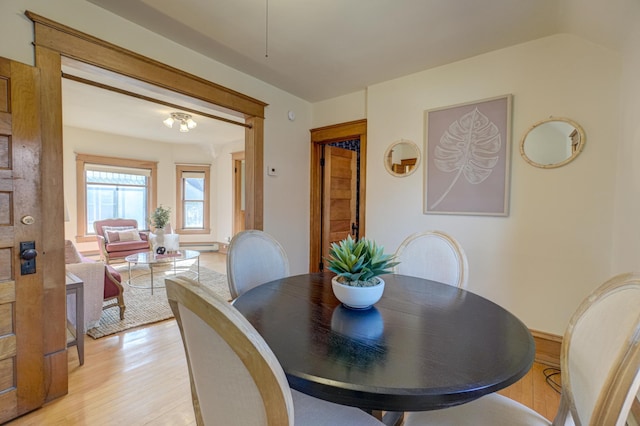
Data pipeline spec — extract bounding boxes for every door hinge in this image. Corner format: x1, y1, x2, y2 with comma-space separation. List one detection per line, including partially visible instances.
320, 158, 325, 167
319, 261, 324, 271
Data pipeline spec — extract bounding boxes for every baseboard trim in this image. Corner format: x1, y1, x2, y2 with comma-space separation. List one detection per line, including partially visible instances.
530, 329, 562, 368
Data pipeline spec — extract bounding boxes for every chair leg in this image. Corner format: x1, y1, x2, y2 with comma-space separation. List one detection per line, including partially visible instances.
118, 294, 126, 320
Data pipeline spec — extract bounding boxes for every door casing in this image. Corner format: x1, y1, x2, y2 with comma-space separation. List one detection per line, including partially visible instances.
232, 151, 245, 236
309, 119, 367, 272
22, 10, 267, 407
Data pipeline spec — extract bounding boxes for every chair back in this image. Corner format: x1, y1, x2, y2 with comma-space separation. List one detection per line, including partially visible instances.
394, 230, 469, 288
227, 230, 290, 299
556, 272, 640, 426
166, 276, 294, 426
93, 218, 140, 237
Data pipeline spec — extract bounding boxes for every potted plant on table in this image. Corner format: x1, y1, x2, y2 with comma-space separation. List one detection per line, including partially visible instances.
149, 205, 171, 231
326, 235, 399, 309
149, 205, 171, 253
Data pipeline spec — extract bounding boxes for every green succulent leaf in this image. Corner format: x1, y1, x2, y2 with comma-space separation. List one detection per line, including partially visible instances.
325, 234, 400, 286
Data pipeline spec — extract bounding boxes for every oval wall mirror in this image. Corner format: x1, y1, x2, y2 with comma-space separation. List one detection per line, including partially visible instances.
384, 139, 421, 177
520, 117, 586, 169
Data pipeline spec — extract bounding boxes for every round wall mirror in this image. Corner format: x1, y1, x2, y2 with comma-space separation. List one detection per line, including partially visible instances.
520, 117, 586, 169
384, 139, 421, 177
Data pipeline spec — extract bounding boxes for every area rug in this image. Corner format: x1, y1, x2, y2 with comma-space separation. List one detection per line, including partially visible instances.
87, 263, 230, 339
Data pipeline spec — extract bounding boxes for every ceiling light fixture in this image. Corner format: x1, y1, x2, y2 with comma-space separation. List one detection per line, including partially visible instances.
163, 112, 197, 133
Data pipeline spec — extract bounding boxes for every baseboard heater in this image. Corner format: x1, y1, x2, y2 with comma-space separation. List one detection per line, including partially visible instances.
179, 242, 220, 252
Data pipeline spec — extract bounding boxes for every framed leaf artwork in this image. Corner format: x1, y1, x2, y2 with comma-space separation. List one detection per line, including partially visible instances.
424, 94, 512, 216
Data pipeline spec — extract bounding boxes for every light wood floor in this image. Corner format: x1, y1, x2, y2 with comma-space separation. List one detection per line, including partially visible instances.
8, 252, 561, 425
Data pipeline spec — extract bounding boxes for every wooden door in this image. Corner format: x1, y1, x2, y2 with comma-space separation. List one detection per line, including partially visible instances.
232, 151, 245, 236
0, 57, 45, 422
309, 120, 367, 273
321, 146, 357, 267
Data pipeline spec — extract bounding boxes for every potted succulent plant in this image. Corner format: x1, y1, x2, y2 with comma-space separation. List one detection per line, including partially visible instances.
326, 235, 399, 309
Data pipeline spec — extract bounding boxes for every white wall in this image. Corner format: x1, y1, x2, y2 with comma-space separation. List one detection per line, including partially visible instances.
316, 34, 621, 335
1, 0, 313, 274
312, 91, 367, 128
611, 6, 640, 273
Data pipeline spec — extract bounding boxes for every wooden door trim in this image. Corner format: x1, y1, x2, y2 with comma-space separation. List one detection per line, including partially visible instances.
22, 11, 266, 405
232, 151, 245, 236
309, 119, 367, 272
25, 12, 266, 118
26, 10, 264, 232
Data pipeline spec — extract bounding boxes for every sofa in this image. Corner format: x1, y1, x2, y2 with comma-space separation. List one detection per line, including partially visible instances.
65, 240, 125, 332
94, 218, 150, 264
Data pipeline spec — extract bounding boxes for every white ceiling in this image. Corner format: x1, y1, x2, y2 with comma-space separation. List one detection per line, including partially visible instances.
62, 58, 247, 146
65, 0, 629, 144
87, 0, 564, 103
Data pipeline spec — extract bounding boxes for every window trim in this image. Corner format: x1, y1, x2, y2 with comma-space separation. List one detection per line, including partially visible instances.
175, 164, 211, 235
76, 153, 158, 242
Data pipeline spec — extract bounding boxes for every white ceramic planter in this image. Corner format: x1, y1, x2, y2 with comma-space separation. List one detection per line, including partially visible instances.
331, 276, 385, 309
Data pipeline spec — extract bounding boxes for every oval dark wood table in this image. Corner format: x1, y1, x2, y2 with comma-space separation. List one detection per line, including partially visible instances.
232, 272, 535, 417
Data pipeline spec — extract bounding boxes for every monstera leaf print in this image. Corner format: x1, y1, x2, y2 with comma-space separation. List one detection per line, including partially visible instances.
430, 107, 501, 209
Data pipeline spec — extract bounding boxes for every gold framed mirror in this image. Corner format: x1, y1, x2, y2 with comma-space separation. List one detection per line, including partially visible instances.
520, 117, 586, 169
384, 139, 421, 177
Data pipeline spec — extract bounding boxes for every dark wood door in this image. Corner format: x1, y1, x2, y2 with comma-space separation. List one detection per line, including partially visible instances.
0, 57, 45, 422
322, 146, 357, 265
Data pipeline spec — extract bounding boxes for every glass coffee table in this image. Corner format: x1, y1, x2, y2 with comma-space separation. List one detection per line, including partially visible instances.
125, 250, 200, 295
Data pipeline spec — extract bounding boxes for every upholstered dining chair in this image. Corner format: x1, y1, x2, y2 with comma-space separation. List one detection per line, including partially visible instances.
403, 272, 640, 426
394, 230, 469, 288
165, 276, 385, 426
226, 230, 290, 300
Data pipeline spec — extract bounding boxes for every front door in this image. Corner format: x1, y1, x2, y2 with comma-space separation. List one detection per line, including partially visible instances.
0, 57, 45, 422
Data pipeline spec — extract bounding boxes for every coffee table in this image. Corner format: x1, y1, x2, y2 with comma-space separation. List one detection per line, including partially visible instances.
125, 250, 200, 294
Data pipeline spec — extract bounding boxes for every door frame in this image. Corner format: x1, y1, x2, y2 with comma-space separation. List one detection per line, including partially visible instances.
232, 151, 245, 236
25, 11, 266, 401
309, 119, 367, 272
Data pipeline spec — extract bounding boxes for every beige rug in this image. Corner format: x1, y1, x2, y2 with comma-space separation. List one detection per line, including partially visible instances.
87, 262, 230, 339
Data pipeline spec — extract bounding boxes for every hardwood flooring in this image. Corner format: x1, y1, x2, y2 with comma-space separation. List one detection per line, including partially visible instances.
8, 252, 561, 425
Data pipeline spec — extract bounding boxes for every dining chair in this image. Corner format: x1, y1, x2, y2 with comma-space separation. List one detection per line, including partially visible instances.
394, 230, 469, 288
226, 230, 290, 299
403, 272, 640, 426
165, 276, 385, 426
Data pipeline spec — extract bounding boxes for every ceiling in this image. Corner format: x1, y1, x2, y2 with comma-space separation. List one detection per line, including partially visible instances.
87, 0, 565, 103
65, 0, 628, 145
62, 58, 247, 146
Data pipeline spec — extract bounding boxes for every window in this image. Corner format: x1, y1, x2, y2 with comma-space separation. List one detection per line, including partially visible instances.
176, 164, 210, 234
76, 154, 157, 241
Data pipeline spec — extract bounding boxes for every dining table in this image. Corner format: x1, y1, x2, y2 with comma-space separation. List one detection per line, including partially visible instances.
232, 272, 535, 425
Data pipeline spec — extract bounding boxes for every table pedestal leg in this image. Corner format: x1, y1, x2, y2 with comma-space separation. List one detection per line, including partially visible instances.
369, 411, 404, 426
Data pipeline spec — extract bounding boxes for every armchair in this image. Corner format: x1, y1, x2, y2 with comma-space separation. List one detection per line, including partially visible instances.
65, 240, 125, 332
94, 218, 149, 264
